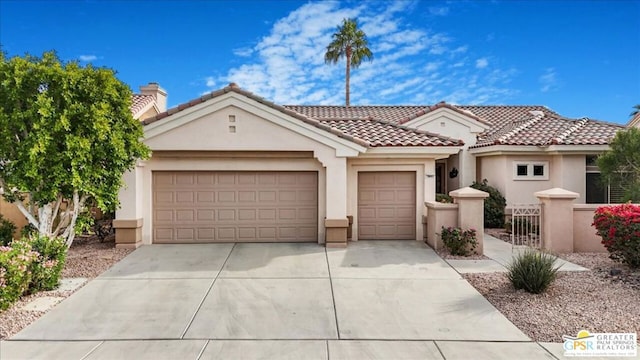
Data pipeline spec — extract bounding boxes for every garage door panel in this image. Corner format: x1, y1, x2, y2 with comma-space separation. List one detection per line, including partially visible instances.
176, 210, 195, 222
197, 228, 215, 241
396, 207, 414, 219
259, 228, 277, 239
176, 228, 195, 240
197, 191, 215, 202
196, 174, 215, 185
155, 228, 173, 242
154, 173, 174, 186
155, 191, 174, 204
396, 225, 415, 237
217, 228, 237, 241
238, 209, 256, 221
155, 210, 174, 222
238, 191, 256, 202
176, 174, 195, 185
279, 191, 297, 202
153, 171, 317, 243
358, 172, 416, 240
238, 228, 257, 240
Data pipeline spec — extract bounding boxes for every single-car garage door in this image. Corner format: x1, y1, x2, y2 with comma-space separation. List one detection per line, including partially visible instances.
153, 171, 318, 243
358, 172, 416, 240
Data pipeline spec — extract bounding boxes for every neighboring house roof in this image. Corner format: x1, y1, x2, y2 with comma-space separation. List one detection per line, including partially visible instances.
291, 104, 622, 148
130, 94, 156, 119
627, 112, 640, 128
286, 103, 491, 126
470, 111, 624, 148
141, 84, 463, 148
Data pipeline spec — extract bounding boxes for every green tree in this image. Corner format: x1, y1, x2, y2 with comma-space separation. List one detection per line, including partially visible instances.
630, 104, 640, 118
0, 51, 150, 247
324, 18, 373, 107
596, 127, 640, 202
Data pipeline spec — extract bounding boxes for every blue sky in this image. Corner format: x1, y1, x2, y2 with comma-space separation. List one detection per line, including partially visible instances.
1, 0, 638, 123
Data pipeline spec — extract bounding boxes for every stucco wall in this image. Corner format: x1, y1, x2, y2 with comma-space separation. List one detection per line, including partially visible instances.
573, 204, 606, 252
478, 154, 587, 205
0, 198, 27, 238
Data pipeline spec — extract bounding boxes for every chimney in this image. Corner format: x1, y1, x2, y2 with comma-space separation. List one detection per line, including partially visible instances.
139, 82, 167, 113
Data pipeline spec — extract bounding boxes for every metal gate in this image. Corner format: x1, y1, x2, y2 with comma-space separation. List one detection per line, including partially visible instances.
510, 204, 542, 248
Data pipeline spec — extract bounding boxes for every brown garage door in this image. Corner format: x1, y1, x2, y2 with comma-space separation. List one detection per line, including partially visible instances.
358, 172, 416, 240
153, 171, 318, 243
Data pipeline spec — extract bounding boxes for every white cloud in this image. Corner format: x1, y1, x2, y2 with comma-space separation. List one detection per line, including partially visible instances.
78, 54, 97, 62
539, 67, 558, 92
475, 58, 489, 69
209, 2, 518, 106
429, 6, 449, 16
233, 47, 254, 57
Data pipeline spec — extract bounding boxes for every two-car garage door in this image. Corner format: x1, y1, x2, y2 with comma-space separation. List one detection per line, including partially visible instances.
153, 171, 318, 243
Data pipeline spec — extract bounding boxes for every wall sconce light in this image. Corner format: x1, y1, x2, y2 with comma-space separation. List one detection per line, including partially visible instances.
449, 167, 458, 179
426, 174, 435, 178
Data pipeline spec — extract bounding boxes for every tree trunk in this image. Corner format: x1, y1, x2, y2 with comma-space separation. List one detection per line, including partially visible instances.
345, 46, 351, 107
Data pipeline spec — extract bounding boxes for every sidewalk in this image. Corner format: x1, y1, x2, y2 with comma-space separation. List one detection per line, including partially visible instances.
444, 234, 588, 274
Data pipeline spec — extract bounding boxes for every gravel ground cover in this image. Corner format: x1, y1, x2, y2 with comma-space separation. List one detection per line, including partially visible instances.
464, 250, 640, 342
0, 235, 132, 339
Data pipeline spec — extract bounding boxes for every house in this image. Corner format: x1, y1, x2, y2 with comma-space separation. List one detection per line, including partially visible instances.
113, 83, 623, 248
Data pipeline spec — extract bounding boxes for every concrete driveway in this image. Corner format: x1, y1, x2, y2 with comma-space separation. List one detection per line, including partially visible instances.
2, 241, 561, 359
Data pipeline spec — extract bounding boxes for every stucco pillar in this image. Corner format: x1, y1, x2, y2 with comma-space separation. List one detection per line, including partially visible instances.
450, 187, 489, 255
424, 160, 436, 203
323, 157, 349, 247
114, 163, 145, 249
535, 188, 579, 253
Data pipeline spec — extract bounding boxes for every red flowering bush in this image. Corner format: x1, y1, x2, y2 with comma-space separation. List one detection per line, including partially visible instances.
592, 204, 640, 268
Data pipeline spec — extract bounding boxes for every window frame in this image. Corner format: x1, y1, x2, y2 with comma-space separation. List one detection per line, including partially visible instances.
513, 161, 549, 181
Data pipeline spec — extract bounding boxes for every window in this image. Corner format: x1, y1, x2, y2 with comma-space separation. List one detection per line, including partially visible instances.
513, 161, 549, 180
586, 155, 624, 204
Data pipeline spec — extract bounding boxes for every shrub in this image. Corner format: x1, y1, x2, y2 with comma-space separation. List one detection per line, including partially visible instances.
436, 193, 453, 203
28, 236, 67, 293
440, 226, 478, 256
592, 204, 640, 268
0, 214, 16, 246
507, 248, 560, 294
0, 239, 38, 310
471, 179, 506, 228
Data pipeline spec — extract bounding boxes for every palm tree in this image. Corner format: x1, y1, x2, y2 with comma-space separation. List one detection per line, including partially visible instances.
631, 104, 640, 118
324, 18, 373, 107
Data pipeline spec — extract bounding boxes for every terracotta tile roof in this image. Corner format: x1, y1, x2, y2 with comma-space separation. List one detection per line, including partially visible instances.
286, 103, 491, 126
470, 112, 623, 148
319, 119, 462, 147
142, 84, 463, 148
130, 94, 155, 117
139, 84, 621, 149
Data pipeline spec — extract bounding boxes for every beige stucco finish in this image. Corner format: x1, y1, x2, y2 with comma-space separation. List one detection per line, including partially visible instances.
478, 154, 589, 205
117, 92, 459, 245
535, 188, 580, 253
572, 204, 607, 252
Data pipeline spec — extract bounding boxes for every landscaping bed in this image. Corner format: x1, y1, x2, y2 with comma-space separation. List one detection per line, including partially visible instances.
464, 252, 640, 342
0, 235, 132, 339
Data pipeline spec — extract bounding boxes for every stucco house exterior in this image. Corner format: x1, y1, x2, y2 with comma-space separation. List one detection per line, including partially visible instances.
113, 83, 623, 248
